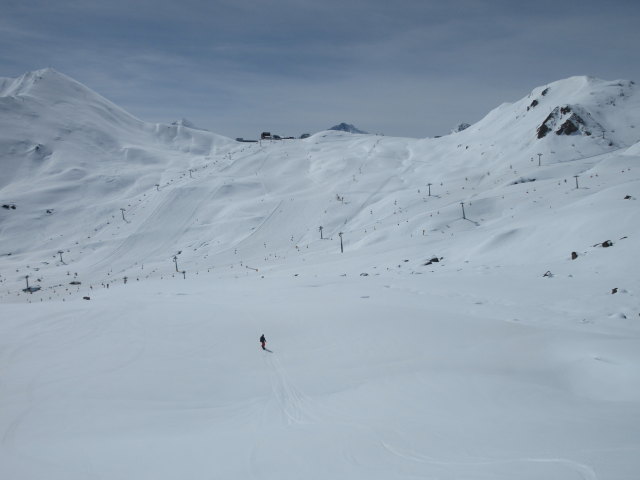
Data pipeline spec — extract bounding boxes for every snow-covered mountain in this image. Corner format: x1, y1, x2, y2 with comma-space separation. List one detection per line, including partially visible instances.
328, 122, 368, 134
0, 68, 235, 254
1, 69, 639, 480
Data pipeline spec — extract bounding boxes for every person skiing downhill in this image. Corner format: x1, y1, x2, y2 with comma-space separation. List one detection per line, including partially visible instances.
259, 334, 266, 350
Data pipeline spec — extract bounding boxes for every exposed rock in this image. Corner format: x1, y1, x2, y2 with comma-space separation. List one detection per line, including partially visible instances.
536, 123, 551, 139
536, 105, 602, 139
512, 177, 536, 185
571, 252, 578, 260
556, 118, 580, 135
452, 122, 471, 133
423, 257, 441, 266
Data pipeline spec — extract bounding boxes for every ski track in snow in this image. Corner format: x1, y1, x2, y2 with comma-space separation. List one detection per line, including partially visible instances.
88, 184, 224, 275
264, 352, 316, 426
380, 441, 599, 480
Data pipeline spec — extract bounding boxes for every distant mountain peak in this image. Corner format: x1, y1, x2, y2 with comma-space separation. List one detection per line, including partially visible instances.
1, 67, 80, 97
328, 123, 368, 134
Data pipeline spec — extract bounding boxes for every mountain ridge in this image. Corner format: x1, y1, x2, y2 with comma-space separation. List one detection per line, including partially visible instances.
1, 69, 639, 480
328, 122, 368, 134
0, 69, 639, 297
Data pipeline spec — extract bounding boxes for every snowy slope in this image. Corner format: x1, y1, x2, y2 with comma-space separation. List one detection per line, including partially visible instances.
0, 68, 236, 260
1, 70, 640, 480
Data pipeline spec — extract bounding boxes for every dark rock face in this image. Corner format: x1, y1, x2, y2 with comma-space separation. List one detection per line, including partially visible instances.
423, 257, 441, 266
512, 177, 536, 185
557, 118, 580, 135
536, 105, 599, 139
526, 87, 549, 112
536, 121, 551, 139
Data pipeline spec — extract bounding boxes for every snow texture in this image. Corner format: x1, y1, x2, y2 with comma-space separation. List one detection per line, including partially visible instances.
1, 69, 640, 480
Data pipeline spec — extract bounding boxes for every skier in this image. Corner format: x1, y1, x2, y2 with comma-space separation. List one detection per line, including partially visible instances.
259, 334, 266, 350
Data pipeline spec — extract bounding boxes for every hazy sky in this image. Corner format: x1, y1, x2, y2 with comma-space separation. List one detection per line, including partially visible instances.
1, 0, 639, 139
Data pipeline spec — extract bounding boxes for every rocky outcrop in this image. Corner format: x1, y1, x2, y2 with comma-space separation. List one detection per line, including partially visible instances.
536, 105, 602, 139
451, 122, 471, 133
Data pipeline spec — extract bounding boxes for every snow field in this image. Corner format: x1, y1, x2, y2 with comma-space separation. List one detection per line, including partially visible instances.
1, 69, 640, 479
2, 266, 639, 479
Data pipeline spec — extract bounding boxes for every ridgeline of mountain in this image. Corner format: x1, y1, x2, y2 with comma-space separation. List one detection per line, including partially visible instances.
0, 67, 233, 191
328, 122, 368, 134
170, 118, 210, 131
2, 69, 640, 480
0, 69, 639, 288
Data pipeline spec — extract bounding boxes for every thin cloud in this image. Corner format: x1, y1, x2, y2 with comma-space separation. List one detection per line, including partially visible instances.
1, 0, 639, 139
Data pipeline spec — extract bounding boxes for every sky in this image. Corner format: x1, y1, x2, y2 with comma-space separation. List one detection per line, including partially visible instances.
1, 0, 639, 139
